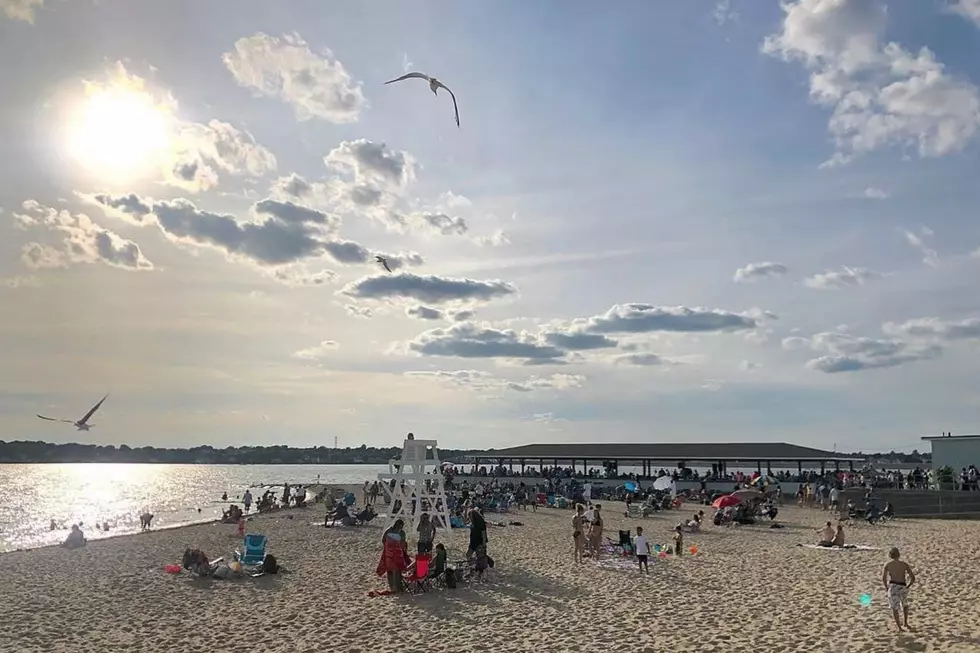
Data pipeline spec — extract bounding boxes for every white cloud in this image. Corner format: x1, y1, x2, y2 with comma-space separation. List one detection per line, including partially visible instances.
948, 0, 980, 27
293, 340, 339, 361
803, 266, 879, 289
712, 0, 739, 25
738, 360, 760, 372
763, 0, 980, 165
882, 317, 980, 342
222, 32, 367, 123
901, 228, 939, 267
0, 0, 42, 22
789, 330, 941, 373
14, 200, 152, 271
733, 261, 788, 283
405, 370, 584, 393
862, 186, 889, 199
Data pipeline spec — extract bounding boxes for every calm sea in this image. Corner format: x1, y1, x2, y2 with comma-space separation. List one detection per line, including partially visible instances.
0, 463, 387, 552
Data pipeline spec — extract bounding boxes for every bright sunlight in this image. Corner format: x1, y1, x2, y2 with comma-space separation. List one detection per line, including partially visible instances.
64, 66, 175, 183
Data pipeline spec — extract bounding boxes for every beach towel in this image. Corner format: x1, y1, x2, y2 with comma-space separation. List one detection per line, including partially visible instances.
798, 544, 877, 551
375, 539, 411, 576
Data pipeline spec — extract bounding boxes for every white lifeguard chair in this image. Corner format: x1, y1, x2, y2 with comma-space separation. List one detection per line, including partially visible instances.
378, 434, 452, 531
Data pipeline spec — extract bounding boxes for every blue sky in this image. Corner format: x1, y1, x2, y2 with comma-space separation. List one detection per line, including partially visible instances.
1, 0, 979, 452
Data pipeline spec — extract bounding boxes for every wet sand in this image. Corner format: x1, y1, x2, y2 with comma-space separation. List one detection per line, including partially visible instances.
2, 495, 979, 653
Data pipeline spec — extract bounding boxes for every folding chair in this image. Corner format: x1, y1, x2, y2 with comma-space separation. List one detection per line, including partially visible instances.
237, 533, 268, 572
404, 553, 432, 594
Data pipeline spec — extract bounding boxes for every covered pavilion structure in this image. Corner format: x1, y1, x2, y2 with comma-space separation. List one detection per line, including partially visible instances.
467, 442, 859, 478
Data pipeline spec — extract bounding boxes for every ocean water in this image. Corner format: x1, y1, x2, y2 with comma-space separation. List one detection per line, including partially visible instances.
0, 463, 387, 552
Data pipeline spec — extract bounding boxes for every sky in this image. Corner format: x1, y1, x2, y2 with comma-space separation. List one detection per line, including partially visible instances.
1, 0, 979, 452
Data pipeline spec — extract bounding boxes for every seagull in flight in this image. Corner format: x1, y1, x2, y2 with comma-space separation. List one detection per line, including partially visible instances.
384, 72, 460, 127
375, 255, 392, 273
37, 394, 108, 431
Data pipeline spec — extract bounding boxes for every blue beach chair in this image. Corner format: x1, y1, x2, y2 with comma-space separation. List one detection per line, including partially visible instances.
238, 533, 268, 569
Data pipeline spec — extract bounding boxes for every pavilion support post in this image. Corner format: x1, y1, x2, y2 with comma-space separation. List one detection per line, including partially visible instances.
820, 462, 826, 475
539, 459, 544, 473
583, 459, 588, 475
520, 459, 526, 474
571, 459, 576, 474
849, 461, 854, 472
797, 461, 802, 475
757, 460, 762, 473
834, 461, 840, 472
508, 460, 513, 472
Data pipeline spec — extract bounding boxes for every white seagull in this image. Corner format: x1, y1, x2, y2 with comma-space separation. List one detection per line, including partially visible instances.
37, 394, 108, 431
375, 255, 392, 273
384, 72, 460, 127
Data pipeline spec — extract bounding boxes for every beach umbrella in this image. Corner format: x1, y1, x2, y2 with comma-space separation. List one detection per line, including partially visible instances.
624, 481, 638, 492
652, 476, 673, 491
712, 494, 741, 509
731, 488, 763, 500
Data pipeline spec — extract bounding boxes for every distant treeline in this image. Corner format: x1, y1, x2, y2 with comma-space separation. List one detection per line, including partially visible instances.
0, 441, 931, 465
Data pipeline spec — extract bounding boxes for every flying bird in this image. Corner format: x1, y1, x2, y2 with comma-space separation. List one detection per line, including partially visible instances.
37, 394, 108, 431
384, 72, 460, 127
375, 255, 392, 273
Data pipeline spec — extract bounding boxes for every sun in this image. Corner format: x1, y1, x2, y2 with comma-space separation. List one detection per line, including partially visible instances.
65, 72, 174, 183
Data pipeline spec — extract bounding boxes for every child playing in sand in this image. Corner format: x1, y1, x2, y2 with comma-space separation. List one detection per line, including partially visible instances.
634, 526, 650, 573
882, 547, 916, 631
672, 525, 683, 556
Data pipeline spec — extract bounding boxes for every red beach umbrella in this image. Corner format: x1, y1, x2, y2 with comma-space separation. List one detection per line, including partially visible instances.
712, 494, 741, 509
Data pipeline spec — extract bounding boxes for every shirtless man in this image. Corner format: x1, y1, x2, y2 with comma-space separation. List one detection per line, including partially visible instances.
882, 547, 916, 631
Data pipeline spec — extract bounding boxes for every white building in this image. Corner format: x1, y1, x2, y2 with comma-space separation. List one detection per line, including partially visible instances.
921, 434, 980, 473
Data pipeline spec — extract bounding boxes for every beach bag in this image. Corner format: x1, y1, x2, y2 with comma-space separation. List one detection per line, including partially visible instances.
262, 554, 279, 574
444, 568, 457, 589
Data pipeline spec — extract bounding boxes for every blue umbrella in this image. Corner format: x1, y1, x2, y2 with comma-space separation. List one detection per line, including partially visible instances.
624, 481, 638, 492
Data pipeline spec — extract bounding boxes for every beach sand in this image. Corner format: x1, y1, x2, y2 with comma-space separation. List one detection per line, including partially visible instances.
3, 494, 980, 653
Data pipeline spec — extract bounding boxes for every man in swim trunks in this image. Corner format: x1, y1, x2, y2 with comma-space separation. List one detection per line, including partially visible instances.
882, 547, 916, 631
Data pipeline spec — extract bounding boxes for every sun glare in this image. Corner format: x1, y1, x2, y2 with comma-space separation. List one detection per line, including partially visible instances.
65, 81, 174, 183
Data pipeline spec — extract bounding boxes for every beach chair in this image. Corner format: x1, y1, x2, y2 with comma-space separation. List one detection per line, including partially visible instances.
536, 493, 547, 506
618, 529, 633, 556
238, 533, 268, 570
626, 504, 641, 518
404, 554, 432, 594
546, 495, 557, 508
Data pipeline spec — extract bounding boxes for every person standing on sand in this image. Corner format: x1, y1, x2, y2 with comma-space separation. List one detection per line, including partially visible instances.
882, 547, 916, 631
363, 481, 370, 506
589, 504, 604, 560
634, 526, 650, 573
243, 489, 253, 514
572, 505, 585, 564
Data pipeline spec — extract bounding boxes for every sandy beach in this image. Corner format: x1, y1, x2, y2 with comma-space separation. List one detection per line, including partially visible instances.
3, 492, 980, 653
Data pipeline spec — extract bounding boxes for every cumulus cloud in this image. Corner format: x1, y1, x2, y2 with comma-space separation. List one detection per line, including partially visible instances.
405, 322, 567, 364
325, 139, 415, 190
948, 0, 980, 27
272, 266, 337, 287
474, 229, 511, 247
763, 0, 980, 165
803, 266, 879, 290
80, 63, 277, 193
1, 0, 42, 22
86, 192, 412, 273
612, 352, 667, 366
344, 304, 373, 319
343, 273, 516, 305
578, 304, 758, 334
405, 370, 584, 393
405, 305, 475, 322
882, 317, 980, 342
292, 340, 339, 361
901, 228, 939, 267
863, 187, 889, 199
14, 200, 152, 271
784, 331, 940, 373
222, 32, 366, 123
733, 261, 788, 283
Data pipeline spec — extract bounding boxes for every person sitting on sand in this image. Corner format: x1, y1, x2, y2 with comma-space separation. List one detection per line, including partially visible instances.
831, 523, 845, 547
817, 521, 835, 547
326, 502, 356, 527
62, 524, 86, 549
181, 547, 211, 576
882, 547, 916, 631
429, 543, 448, 580
685, 511, 702, 532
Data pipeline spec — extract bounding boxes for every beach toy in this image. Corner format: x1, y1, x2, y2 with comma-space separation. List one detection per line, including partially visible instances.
859, 593, 872, 607
164, 564, 182, 574
689, 546, 698, 555
658, 552, 668, 559
653, 544, 661, 553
